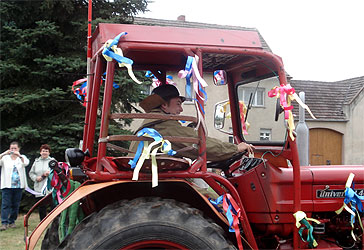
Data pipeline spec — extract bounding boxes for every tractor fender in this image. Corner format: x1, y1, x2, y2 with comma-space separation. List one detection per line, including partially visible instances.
25, 179, 228, 250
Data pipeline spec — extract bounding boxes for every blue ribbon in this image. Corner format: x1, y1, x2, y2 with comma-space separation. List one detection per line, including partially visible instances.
108, 32, 127, 48
102, 32, 134, 65
210, 195, 238, 232
194, 98, 206, 115
102, 72, 120, 89
145, 70, 154, 78
198, 82, 208, 101
128, 140, 144, 169
184, 56, 193, 99
128, 128, 176, 169
209, 196, 223, 213
344, 185, 364, 224
182, 56, 207, 114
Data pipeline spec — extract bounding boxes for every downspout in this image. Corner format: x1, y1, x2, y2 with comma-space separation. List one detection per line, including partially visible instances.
296, 92, 309, 166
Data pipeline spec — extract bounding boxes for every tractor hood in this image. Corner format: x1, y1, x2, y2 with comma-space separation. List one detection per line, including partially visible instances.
304, 165, 364, 212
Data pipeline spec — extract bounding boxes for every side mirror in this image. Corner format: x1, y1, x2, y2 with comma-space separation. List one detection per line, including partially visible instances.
214, 102, 226, 129
213, 70, 227, 86
214, 100, 234, 135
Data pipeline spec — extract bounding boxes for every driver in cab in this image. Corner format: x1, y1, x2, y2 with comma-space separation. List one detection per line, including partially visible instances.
130, 84, 254, 162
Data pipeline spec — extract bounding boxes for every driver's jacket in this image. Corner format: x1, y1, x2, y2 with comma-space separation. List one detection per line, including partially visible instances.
129, 109, 238, 162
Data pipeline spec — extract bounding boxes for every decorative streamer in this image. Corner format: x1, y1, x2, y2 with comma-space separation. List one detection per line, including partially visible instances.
293, 211, 321, 248
193, 101, 208, 136
102, 32, 142, 84
129, 128, 176, 187
210, 194, 243, 250
48, 162, 71, 205
178, 55, 208, 101
335, 173, 364, 241
268, 84, 316, 140
145, 70, 176, 88
178, 55, 209, 132
72, 74, 120, 106
72, 78, 88, 106
222, 101, 249, 135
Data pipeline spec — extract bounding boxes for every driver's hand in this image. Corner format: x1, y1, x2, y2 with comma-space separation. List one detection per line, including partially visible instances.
237, 142, 254, 155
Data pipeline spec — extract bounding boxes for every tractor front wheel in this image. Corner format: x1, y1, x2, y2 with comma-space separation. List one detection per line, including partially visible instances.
58, 197, 235, 249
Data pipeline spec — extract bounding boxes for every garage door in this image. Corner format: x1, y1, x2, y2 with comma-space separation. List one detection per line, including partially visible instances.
310, 128, 342, 165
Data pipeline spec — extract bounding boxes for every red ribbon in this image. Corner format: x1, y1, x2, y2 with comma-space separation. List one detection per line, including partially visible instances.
223, 194, 243, 250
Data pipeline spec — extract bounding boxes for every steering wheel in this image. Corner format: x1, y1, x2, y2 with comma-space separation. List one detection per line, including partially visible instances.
207, 151, 246, 171
275, 98, 284, 121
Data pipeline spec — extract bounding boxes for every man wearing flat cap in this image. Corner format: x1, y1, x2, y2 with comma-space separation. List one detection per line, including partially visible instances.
132, 84, 253, 161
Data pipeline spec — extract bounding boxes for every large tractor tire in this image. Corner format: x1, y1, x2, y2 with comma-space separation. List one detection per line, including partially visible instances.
58, 197, 235, 249
41, 216, 60, 250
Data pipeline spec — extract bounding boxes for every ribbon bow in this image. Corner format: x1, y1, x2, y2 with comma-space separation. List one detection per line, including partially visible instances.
293, 211, 321, 248
129, 128, 176, 187
102, 32, 141, 84
335, 173, 364, 241
49, 162, 71, 205
210, 194, 243, 250
268, 84, 316, 140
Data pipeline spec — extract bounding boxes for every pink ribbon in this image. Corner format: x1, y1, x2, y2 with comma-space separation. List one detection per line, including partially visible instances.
268, 84, 295, 120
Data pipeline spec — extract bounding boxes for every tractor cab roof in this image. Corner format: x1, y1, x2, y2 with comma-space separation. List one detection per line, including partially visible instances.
91, 23, 283, 79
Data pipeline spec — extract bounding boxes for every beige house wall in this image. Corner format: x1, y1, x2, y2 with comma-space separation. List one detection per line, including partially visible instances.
305, 121, 346, 134
343, 89, 364, 165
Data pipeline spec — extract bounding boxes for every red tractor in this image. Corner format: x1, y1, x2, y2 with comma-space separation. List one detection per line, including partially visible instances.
25, 23, 364, 249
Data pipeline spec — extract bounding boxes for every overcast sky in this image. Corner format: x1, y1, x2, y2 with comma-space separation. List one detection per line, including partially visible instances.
137, 0, 364, 82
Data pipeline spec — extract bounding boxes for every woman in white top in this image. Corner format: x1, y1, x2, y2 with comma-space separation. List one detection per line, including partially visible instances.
29, 144, 54, 221
0, 141, 29, 231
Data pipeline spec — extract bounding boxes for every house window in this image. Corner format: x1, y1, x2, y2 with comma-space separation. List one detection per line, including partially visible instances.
260, 128, 271, 141
239, 88, 264, 107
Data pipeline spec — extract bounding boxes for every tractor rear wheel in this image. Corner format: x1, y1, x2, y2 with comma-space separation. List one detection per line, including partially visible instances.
58, 197, 235, 249
41, 215, 60, 250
